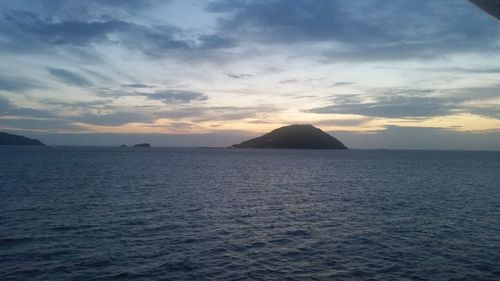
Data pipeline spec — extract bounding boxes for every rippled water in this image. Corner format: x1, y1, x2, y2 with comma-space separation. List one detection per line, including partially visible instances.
1, 147, 499, 280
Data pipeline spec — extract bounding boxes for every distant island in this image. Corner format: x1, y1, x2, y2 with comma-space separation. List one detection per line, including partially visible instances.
133, 143, 151, 148
232, 124, 348, 149
0, 132, 45, 146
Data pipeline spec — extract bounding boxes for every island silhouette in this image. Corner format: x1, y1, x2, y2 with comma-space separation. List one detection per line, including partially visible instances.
0, 132, 45, 146
232, 124, 348, 149
133, 143, 151, 148
1, 126, 348, 149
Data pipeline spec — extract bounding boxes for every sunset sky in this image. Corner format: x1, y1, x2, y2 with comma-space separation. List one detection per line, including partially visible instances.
1, 0, 499, 149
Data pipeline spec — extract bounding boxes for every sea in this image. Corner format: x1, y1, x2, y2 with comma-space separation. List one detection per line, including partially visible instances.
1, 147, 499, 280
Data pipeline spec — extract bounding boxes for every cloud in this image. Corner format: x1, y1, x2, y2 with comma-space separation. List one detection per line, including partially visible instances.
0, 76, 42, 92
308, 87, 500, 119
208, 0, 498, 60
122, 83, 155, 89
150, 105, 279, 123
436, 67, 500, 74
208, 0, 382, 43
1, 0, 498, 63
1, 11, 129, 48
48, 68, 92, 87
0, 96, 80, 132
280, 77, 325, 84
280, 79, 299, 84
309, 95, 456, 118
18, 0, 162, 21
226, 73, 253, 79
330, 82, 354, 87
196, 34, 234, 49
70, 111, 153, 126
0, 95, 53, 118
0, 117, 81, 132
142, 90, 208, 105
0, 8, 233, 57
316, 118, 371, 127
63, 104, 279, 127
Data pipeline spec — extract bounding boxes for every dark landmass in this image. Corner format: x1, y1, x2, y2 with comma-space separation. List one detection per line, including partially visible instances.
0, 132, 45, 146
232, 124, 348, 149
120, 145, 127, 147
133, 143, 151, 148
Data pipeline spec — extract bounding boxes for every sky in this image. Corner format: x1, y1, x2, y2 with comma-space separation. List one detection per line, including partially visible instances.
0, 0, 499, 149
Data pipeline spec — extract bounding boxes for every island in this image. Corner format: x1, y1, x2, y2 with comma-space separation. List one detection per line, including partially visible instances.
0, 132, 45, 146
133, 143, 151, 148
231, 124, 348, 149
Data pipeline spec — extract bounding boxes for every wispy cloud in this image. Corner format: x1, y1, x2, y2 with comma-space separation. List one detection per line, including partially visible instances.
48, 68, 93, 87
122, 83, 156, 89
226, 73, 253, 79
0, 96, 53, 118
142, 90, 208, 105
308, 86, 500, 119
0, 76, 42, 92
0, 8, 232, 57
208, 0, 497, 61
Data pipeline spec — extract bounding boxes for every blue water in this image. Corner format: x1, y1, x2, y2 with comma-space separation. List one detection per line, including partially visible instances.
1, 147, 499, 280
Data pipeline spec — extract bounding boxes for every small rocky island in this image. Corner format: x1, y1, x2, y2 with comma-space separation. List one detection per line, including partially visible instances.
0, 132, 45, 146
232, 124, 348, 149
133, 143, 151, 148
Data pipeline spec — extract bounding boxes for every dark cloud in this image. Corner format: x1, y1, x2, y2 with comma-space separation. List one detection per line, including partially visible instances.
308, 87, 500, 119
1, 10, 129, 49
0, 8, 233, 56
122, 83, 155, 89
280, 77, 325, 84
208, 0, 383, 44
0, 96, 79, 132
197, 34, 234, 49
3, 0, 163, 23
127, 29, 233, 57
48, 68, 93, 87
425, 67, 500, 74
0, 117, 81, 131
43, 104, 279, 127
208, 0, 498, 60
226, 73, 253, 79
468, 108, 500, 119
143, 90, 208, 105
309, 96, 456, 118
330, 82, 354, 87
280, 79, 299, 84
61, 105, 278, 127
153, 105, 279, 122
0, 96, 53, 118
1, 0, 497, 62
45, 99, 112, 110
70, 111, 153, 126
0, 76, 42, 92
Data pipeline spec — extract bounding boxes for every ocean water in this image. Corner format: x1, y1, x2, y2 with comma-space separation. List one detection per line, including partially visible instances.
1, 147, 499, 281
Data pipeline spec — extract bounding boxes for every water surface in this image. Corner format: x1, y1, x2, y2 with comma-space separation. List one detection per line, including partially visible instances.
1, 147, 499, 280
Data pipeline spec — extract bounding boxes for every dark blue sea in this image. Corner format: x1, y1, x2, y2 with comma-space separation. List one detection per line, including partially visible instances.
1, 147, 499, 280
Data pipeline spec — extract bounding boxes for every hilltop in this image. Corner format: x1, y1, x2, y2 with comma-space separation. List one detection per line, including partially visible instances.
232, 124, 347, 149
0, 132, 45, 146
